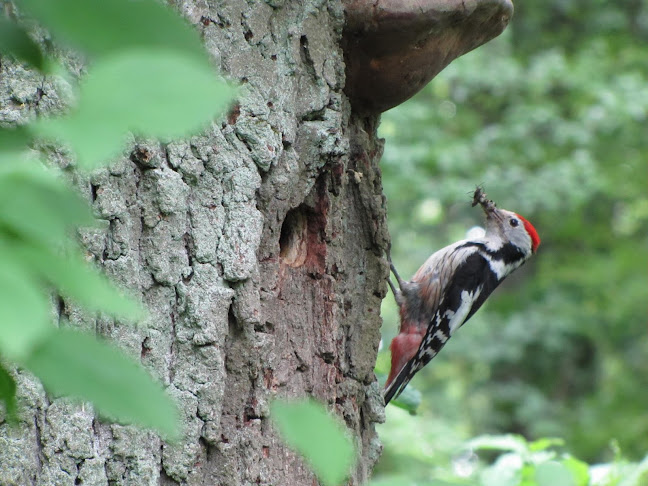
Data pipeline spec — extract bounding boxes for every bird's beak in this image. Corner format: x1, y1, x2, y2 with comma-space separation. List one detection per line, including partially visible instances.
472, 187, 498, 219
479, 197, 498, 220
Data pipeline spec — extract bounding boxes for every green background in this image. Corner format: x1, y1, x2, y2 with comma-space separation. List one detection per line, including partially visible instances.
374, 1, 648, 483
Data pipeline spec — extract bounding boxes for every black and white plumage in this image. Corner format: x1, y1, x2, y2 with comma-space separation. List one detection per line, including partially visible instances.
384, 189, 540, 405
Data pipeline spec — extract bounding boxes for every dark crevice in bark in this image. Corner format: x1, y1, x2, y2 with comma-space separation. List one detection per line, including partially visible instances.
299, 34, 317, 80
55, 294, 65, 324
168, 287, 180, 383
227, 303, 243, 339
90, 183, 98, 202
301, 107, 327, 121
33, 414, 44, 481
182, 232, 195, 283
74, 461, 82, 485
140, 336, 151, 360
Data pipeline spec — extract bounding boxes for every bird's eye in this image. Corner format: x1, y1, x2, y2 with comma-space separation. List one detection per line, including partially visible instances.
509, 218, 519, 227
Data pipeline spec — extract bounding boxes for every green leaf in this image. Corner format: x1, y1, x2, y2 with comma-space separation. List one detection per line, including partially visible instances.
13, 242, 144, 321
16, 0, 207, 61
561, 456, 589, 486
0, 362, 18, 421
374, 351, 391, 376
0, 257, 51, 361
390, 383, 421, 414
37, 50, 237, 167
0, 163, 94, 245
34, 117, 124, 170
271, 398, 355, 486
23, 328, 179, 440
619, 454, 648, 486
481, 453, 523, 486
535, 461, 576, 486
530, 437, 565, 452
520, 464, 538, 486
0, 126, 34, 163
370, 478, 463, 486
377, 369, 421, 413
0, 15, 45, 70
466, 434, 529, 456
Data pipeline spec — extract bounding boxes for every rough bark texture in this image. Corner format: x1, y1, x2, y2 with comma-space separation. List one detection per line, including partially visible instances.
0, 0, 387, 485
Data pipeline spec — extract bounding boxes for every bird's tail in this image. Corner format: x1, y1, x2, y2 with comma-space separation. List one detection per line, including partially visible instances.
383, 329, 423, 405
383, 360, 413, 405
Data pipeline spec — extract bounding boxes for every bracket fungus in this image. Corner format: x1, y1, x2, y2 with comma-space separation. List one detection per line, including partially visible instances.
342, 0, 514, 113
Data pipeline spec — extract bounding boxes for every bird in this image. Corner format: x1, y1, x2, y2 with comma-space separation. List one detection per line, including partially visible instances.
384, 187, 540, 404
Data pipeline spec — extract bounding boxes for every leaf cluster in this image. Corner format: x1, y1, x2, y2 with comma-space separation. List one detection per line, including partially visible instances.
377, 407, 648, 486
0, 0, 236, 438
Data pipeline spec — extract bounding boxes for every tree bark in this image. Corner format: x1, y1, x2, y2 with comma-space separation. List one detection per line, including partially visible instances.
0, 0, 387, 484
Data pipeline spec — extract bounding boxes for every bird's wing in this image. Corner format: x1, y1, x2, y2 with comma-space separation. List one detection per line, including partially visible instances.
406, 241, 474, 324
385, 249, 500, 404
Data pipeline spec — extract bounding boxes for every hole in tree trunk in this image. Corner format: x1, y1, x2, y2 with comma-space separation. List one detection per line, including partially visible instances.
279, 208, 307, 267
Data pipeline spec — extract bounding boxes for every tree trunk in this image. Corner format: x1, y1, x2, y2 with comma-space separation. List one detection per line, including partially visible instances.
0, 0, 387, 484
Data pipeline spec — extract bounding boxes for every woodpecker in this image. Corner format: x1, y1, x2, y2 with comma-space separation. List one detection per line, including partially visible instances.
384, 187, 540, 404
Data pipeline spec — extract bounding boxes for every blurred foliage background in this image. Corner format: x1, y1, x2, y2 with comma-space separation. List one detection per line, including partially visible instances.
373, 1, 648, 484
